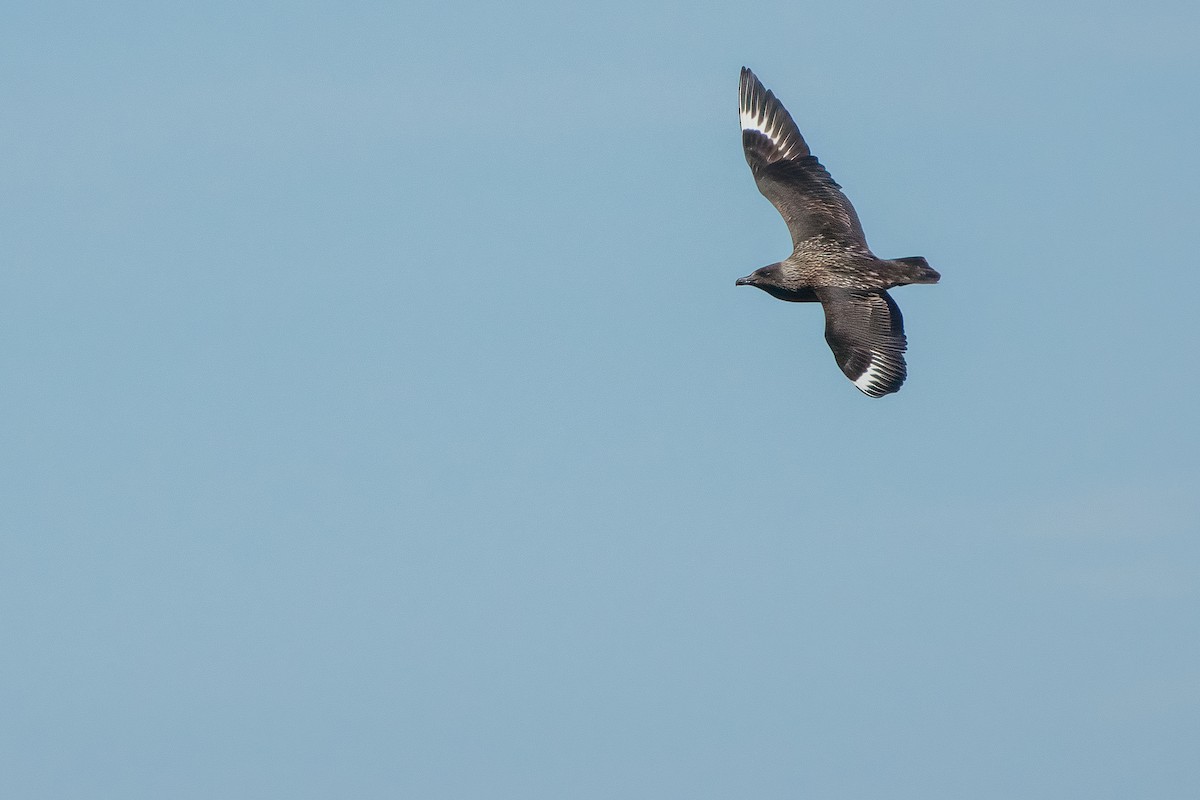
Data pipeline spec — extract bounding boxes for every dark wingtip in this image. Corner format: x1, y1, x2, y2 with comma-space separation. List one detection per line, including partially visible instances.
739, 67, 764, 100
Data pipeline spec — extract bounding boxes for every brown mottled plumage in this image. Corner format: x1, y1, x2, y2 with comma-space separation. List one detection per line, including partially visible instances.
735, 67, 939, 397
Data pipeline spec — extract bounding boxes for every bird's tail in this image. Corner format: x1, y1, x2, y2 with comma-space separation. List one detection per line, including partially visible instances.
890, 256, 940, 285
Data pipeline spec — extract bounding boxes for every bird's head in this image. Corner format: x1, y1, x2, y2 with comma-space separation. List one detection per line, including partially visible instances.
736, 262, 818, 303
735, 262, 784, 290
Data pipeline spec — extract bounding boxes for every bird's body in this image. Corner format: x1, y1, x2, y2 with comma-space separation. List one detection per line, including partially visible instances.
735, 67, 939, 397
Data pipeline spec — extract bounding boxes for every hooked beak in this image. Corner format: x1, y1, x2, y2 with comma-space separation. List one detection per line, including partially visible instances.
735, 275, 755, 286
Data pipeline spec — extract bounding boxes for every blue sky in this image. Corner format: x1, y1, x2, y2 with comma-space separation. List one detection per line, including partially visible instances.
2, 1, 1198, 797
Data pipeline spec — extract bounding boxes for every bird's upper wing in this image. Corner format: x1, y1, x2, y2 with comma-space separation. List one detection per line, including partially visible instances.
816, 288, 908, 397
740, 68, 867, 249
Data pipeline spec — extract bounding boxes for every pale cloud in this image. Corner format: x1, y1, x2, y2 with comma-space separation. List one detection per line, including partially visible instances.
1101, 675, 1200, 721
1017, 482, 1198, 540
1058, 560, 1199, 601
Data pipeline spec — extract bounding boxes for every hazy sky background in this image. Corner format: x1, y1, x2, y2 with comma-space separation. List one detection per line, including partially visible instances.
3, 1, 1198, 797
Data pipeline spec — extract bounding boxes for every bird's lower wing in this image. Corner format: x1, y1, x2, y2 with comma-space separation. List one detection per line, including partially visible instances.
816, 289, 908, 397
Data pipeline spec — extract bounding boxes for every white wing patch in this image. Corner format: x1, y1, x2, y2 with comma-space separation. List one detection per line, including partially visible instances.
739, 107, 769, 137
852, 356, 899, 397
740, 106, 803, 161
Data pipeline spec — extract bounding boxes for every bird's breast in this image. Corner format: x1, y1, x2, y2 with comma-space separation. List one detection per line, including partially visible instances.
761, 285, 820, 303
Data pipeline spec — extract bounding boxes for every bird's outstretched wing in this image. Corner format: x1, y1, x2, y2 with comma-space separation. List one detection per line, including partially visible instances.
816, 288, 908, 397
739, 67, 866, 249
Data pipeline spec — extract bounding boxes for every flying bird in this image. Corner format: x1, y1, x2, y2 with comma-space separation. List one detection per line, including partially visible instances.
735, 67, 939, 397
